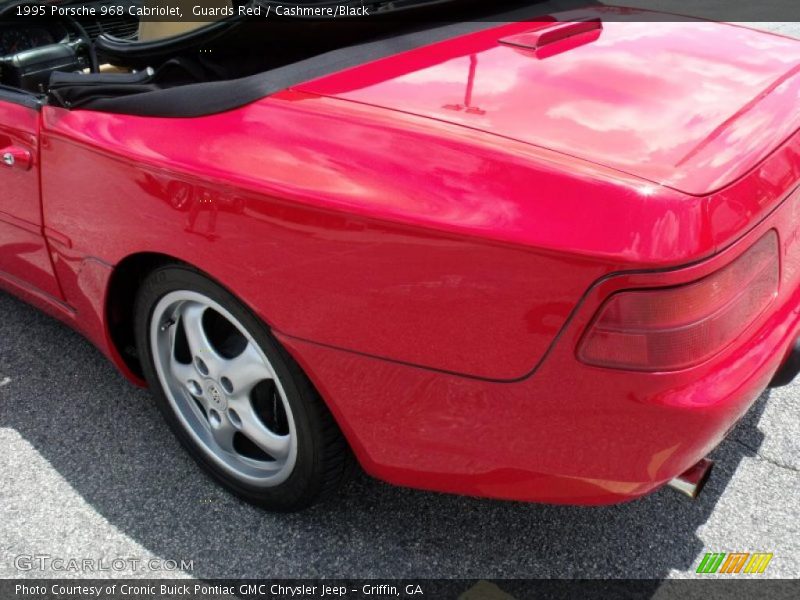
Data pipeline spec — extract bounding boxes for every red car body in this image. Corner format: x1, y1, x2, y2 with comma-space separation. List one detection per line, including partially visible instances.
2, 8, 800, 504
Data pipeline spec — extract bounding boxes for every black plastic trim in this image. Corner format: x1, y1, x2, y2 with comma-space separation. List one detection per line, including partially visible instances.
0, 85, 42, 109
769, 338, 800, 387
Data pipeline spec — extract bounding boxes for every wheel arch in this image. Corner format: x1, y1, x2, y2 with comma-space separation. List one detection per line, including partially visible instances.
105, 252, 181, 379
105, 252, 304, 386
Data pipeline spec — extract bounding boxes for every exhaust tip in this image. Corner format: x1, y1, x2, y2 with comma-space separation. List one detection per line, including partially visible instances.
667, 458, 714, 499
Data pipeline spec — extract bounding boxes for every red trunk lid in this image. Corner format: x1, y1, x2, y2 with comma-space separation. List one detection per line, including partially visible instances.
298, 10, 800, 196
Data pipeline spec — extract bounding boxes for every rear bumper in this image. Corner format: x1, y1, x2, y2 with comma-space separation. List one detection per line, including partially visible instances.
280, 275, 800, 504
279, 187, 800, 505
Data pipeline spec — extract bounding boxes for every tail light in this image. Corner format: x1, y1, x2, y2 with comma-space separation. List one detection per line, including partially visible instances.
578, 231, 779, 371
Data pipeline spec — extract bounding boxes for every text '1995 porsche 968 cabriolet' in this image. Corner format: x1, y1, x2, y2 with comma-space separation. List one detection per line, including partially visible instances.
2, 0, 800, 510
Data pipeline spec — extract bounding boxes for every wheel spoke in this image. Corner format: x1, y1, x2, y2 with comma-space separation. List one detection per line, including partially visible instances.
222, 342, 273, 397
169, 359, 196, 388
168, 359, 208, 409
211, 421, 237, 454
180, 302, 222, 376
237, 403, 291, 460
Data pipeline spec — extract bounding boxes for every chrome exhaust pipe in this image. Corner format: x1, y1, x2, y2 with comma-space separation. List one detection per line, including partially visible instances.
667, 458, 714, 499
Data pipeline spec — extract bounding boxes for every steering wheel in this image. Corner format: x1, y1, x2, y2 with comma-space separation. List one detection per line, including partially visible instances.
0, 1, 98, 72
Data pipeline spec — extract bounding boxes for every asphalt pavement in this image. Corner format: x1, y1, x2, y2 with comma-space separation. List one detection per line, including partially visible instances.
2, 285, 799, 580
1, 21, 800, 582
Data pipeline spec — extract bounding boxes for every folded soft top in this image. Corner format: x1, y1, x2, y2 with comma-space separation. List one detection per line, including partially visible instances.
47, 0, 588, 117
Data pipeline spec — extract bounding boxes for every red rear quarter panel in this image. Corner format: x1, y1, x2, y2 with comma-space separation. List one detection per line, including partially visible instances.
40, 93, 700, 382
281, 168, 800, 504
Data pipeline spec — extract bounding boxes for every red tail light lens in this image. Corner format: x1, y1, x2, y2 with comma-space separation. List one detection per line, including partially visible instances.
578, 232, 779, 371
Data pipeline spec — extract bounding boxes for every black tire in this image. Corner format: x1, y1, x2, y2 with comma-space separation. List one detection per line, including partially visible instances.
134, 264, 352, 511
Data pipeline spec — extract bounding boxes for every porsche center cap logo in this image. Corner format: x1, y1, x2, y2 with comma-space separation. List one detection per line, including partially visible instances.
207, 383, 226, 410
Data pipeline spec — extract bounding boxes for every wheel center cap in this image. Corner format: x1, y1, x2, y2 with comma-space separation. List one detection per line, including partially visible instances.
206, 382, 227, 410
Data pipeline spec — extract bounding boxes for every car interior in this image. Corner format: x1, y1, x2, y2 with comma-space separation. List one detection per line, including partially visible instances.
0, 0, 577, 115
1, 0, 346, 91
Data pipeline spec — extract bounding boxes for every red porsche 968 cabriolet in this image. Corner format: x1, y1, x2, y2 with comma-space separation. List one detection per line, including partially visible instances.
2, 0, 800, 510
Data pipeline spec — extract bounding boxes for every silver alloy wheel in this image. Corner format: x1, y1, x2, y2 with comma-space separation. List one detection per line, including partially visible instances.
150, 291, 297, 487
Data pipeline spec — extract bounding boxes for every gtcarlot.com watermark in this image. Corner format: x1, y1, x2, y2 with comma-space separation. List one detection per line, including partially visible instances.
14, 554, 194, 573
